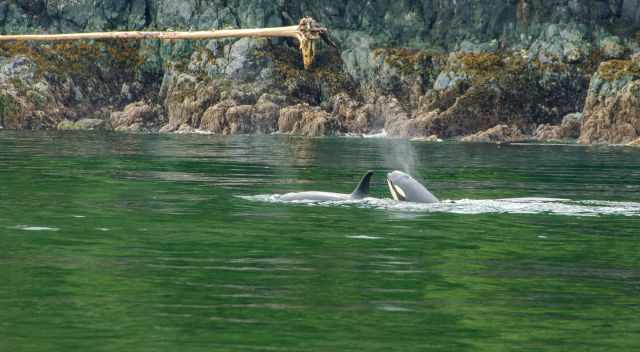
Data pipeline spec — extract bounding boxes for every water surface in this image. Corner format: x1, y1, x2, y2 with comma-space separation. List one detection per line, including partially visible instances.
1, 131, 639, 351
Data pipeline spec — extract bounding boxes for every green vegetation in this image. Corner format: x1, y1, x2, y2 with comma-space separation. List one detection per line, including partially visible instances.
598, 59, 640, 81
460, 52, 504, 74
0, 41, 144, 78
458, 52, 537, 82
0, 94, 17, 128
372, 48, 445, 76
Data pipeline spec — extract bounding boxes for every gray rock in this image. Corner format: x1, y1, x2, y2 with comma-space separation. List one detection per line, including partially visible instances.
0, 56, 36, 83
111, 101, 161, 132
458, 40, 499, 54
433, 71, 467, 91
528, 24, 591, 63
224, 38, 266, 81
156, 0, 195, 28
599, 36, 626, 60
561, 112, 583, 138
253, 98, 280, 134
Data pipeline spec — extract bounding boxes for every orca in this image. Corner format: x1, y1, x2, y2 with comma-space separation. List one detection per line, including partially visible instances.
386, 170, 439, 203
280, 171, 373, 202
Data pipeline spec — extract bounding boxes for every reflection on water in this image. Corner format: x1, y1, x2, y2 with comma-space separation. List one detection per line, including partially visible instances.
1, 131, 639, 351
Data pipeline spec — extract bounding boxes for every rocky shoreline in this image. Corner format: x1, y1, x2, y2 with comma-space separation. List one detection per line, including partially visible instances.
1, 1, 640, 146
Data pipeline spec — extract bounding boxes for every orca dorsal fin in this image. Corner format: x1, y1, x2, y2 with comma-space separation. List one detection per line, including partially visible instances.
351, 171, 374, 199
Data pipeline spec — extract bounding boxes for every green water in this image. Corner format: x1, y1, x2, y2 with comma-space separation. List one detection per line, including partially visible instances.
1, 131, 639, 351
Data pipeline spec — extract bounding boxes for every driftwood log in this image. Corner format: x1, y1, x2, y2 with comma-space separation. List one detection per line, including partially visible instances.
0, 17, 328, 69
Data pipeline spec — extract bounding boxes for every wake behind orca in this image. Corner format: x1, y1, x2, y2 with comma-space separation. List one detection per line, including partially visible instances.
242, 170, 640, 217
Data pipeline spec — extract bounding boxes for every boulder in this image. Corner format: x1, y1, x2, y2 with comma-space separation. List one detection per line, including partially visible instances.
252, 95, 281, 134
57, 118, 107, 131
599, 36, 626, 60
199, 100, 234, 134
277, 104, 342, 136
560, 112, 583, 138
461, 125, 528, 143
75, 118, 107, 130
534, 124, 563, 141
534, 112, 582, 141
278, 104, 308, 133
198, 98, 277, 135
330, 93, 378, 134
110, 101, 161, 132
387, 110, 439, 138
373, 96, 410, 136
163, 73, 219, 130
226, 105, 255, 134
299, 111, 341, 137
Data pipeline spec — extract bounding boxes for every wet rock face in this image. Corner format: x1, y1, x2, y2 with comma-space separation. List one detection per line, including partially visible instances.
382, 51, 589, 139
579, 60, 640, 144
0, 40, 160, 130
580, 80, 640, 144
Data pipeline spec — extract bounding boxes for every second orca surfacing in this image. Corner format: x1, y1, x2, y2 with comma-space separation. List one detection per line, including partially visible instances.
386, 170, 439, 204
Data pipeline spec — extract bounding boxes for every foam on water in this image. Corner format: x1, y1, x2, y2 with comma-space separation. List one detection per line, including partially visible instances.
12, 225, 60, 231
173, 128, 215, 135
346, 235, 384, 240
239, 195, 640, 217
344, 130, 388, 138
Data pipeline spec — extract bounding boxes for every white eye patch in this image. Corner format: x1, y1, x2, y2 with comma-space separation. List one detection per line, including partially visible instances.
387, 180, 400, 201
387, 180, 407, 201
394, 185, 407, 199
